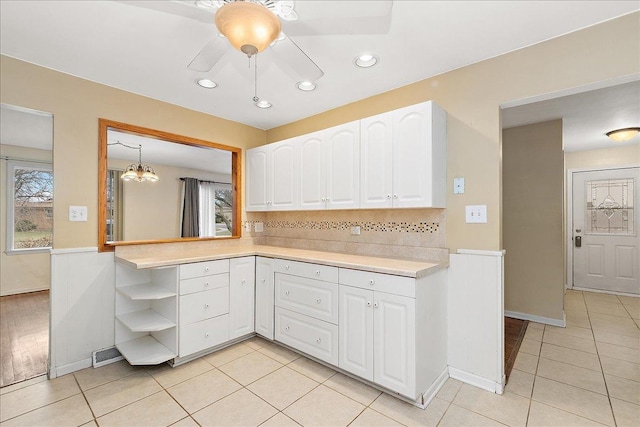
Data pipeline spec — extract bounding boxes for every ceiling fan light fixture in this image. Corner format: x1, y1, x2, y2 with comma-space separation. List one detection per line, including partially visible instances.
196, 78, 218, 89
255, 99, 272, 109
297, 81, 317, 91
214, 1, 281, 57
606, 127, 640, 142
354, 54, 378, 68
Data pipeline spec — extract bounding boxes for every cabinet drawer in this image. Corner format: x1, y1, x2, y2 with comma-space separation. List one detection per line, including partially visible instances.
275, 307, 338, 366
180, 260, 229, 280
274, 259, 338, 283
339, 268, 415, 298
179, 287, 229, 325
275, 273, 338, 324
180, 273, 229, 296
179, 315, 229, 357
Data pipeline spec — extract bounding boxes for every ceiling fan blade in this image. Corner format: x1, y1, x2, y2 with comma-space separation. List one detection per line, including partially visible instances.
282, 1, 393, 36
187, 37, 228, 72
270, 36, 324, 82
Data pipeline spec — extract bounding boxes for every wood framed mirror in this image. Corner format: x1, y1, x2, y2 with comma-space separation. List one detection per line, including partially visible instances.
98, 119, 241, 252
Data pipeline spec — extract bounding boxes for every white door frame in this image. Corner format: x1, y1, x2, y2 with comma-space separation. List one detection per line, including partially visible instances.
566, 164, 640, 290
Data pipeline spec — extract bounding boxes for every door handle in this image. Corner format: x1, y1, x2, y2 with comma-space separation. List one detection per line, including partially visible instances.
575, 235, 582, 248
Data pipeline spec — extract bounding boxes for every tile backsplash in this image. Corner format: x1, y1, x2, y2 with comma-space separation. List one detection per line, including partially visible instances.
245, 208, 447, 261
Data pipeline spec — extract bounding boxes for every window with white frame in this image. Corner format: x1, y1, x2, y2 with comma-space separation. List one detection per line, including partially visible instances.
6, 160, 53, 252
198, 181, 232, 237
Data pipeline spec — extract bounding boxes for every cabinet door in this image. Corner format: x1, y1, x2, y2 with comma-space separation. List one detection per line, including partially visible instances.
246, 146, 270, 211
392, 102, 435, 208
360, 113, 393, 209
255, 257, 274, 340
373, 292, 416, 398
271, 139, 298, 210
325, 121, 360, 209
299, 131, 326, 210
229, 257, 256, 339
338, 286, 373, 381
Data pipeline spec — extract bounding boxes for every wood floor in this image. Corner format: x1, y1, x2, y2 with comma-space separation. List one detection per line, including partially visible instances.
0, 290, 49, 388
504, 316, 528, 381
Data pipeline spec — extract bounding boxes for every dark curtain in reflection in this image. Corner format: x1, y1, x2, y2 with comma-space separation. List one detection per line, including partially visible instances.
181, 178, 200, 238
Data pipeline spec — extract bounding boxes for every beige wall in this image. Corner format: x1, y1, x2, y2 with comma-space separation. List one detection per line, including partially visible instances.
503, 121, 564, 321
565, 144, 640, 170
267, 13, 640, 252
0, 56, 265, 250
0, 144, 52, 295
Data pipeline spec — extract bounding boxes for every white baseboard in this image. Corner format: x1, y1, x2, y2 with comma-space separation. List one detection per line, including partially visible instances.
0, 286, 49, 297
419, 367, 450, 408
49, 358, 92, 379
571, 286, 639, 298
504, 310, 566, 327
448, 366, 504, 394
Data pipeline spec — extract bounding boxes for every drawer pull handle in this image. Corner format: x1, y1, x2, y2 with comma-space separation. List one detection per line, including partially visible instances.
316, 298, 322, 304
386, 194, 391, 199
285, 326, 290, 331
316, 338, 322, 343
205, 304, 209, 309
205, 332, 209, 338
315, 270, 320, 276
374, 302, 379, 308
205, 267, 210, 272
393, 194, 398, 199
204, 282, 209, 287
285, 290, 290, 296
285, 265, 290, 270
367, 301, 372, 307
369, 279, 375, 286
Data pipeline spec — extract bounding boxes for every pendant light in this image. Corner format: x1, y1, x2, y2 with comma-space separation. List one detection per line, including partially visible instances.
109, 142, 159, 183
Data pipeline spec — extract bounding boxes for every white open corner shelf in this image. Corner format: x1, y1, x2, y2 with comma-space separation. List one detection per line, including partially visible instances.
117, 309, 175, 332
117, 336, 175, 365
116, 282, 176, 300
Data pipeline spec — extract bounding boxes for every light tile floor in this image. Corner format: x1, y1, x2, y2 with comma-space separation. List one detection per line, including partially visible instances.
1, 289, 638, 426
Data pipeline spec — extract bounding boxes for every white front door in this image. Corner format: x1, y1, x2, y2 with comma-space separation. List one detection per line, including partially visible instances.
572, 167, 640, 294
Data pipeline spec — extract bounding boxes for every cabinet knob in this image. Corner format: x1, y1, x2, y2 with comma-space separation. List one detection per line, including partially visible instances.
386, 194, 391, 199
205, 267, 210, 272
205, 303, 209, 309
285, 290, 290, 296
261, 279, 266, 283
369, 279, 375, 286
316, 298, 322, 304
315, 270, 320, 276
204, 282, 209, 287
367, 301, 372, 307
393, 194, 398, 199
205, 332, 209, 338
241, 279, 246, 285
285, 326, 290, 331
374, 302, 379, 308
316, 338, 322, 344
285, 265, 290, 270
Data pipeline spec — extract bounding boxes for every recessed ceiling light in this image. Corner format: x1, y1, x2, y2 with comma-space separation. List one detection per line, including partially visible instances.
354, 54, 378, 68
255, 99, 272, 109
297, 81, 317, 91
196, 78, 217, 89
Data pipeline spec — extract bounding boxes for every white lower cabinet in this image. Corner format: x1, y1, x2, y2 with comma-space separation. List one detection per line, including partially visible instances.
229, 257, 256, 339
275, 307, 339, 365
255, 257, 274, 340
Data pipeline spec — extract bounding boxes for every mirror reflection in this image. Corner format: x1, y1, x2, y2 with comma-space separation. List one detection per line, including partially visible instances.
99, 120, 240, 250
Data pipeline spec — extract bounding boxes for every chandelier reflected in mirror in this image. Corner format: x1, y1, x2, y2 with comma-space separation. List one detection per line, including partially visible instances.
108, 141, 159, 182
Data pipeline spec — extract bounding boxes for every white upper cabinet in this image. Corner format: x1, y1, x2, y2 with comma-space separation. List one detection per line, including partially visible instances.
392, 101, 447, 208
361, 101, 446, 209
360, 112, 393, 208
300, 121, 360, 210
246, 139, 298, 211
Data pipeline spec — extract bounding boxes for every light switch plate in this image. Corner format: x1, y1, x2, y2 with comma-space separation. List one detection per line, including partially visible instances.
69, 206, 88, 222
465, 205, 487, 223
254, 222, 264, 233
453, 177, 465, 194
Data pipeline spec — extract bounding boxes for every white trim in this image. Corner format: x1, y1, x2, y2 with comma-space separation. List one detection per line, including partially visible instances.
448, 366, 504, 394
572, 286, 639, 298
50, 247, 98, 255
48, 358, 92, 379
500, 73, 640, 109
456, 249, 506, 257
504, 310, 566, 327
419, 367, 449, 409
567, 165, 640, 290
0, 285, 49, 297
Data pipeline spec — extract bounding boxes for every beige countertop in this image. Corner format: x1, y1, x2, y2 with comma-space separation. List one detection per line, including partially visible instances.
115, 244, 447, 278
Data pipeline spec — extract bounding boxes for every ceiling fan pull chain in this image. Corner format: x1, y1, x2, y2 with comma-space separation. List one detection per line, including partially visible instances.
253, 54, 259, 103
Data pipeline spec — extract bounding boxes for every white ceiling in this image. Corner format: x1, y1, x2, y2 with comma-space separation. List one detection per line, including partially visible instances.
1, 0, 638, 137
